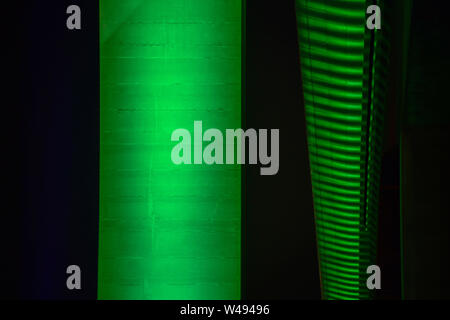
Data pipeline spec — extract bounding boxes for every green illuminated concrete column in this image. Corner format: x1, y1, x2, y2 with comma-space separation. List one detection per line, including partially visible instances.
295, 0, 387, 299
98, 0, 241, 299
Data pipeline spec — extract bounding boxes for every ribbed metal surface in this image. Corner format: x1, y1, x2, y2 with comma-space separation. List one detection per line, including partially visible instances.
295, 0, 387, 299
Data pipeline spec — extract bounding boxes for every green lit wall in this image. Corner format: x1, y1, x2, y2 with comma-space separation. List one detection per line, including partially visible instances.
98, 0, 241, 299
295, 0, 387, 299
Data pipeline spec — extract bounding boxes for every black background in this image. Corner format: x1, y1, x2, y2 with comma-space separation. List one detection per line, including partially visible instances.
3, 0, 450, 300
3, 1, 99, 299
243, 0, 320, 299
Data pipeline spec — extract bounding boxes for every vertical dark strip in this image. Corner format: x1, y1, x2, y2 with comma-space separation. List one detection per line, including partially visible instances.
401, 0, 450, 299
3, 1, 99, 299
374, 0, 406, 300
2, 2, 27, 299
243, 0, 320, 299
241, 0, 247, 300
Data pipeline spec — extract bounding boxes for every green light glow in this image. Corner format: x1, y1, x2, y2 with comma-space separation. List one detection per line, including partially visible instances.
295, 0, 386, 299
98, 0, 241, 300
